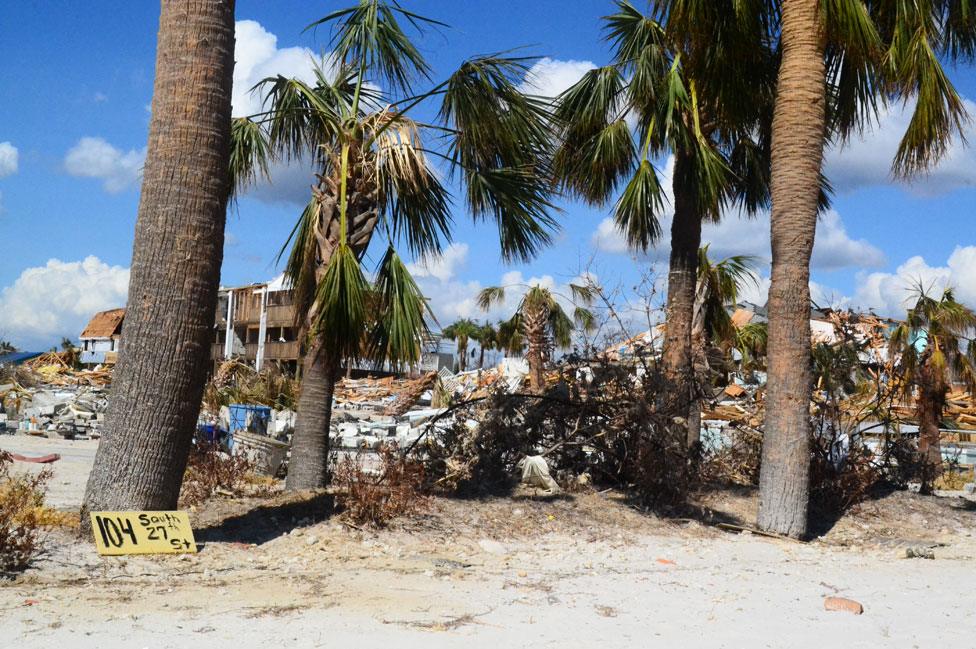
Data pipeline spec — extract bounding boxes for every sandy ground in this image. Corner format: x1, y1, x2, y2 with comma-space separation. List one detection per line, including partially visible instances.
0, 435, 98, 508
2, 435, 976, 648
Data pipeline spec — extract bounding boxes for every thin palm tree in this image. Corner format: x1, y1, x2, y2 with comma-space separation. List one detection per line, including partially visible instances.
552, 1, 777, 443
687, 246, 761, 444
478, 284, 595, 392
477, 322, 499, 368
442, 319, 481, 372
231, 1, 557, 489
82, 0, 236, 526
890, 286, 976, 475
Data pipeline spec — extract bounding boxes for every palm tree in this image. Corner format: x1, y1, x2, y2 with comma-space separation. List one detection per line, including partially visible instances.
687, 246, 760, 445
658, 0, 975, 537
442, 319, 481, 372
552, 1, 776, 442
232, 1, 557, 489
81, 0, 235, 526
478, 284, 595, 392
477, 322, 499, 368
740, 0, 969, 537
890, 286, 976, 475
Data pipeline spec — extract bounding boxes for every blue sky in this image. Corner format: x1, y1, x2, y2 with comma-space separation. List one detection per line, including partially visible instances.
1, 1, 975, 350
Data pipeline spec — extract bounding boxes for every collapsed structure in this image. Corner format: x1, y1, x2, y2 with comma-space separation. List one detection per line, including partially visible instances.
0, 353, 111, 438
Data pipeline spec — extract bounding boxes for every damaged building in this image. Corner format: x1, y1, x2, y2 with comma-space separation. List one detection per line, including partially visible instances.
211, 275, 456, 377
79, 308, 125, 367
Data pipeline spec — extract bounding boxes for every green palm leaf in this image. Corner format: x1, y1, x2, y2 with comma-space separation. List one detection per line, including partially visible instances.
306, 0, 441, 94
312, 243, 371, 361
614, 159, 665, 251
369, 246, 433, 369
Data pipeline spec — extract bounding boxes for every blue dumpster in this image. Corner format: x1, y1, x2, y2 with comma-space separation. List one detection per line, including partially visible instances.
227, 404, 271, 449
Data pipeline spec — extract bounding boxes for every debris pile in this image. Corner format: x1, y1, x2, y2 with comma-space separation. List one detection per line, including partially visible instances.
1, 352, 111, 439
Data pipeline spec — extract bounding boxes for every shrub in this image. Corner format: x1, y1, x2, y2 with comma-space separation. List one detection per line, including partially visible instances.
180, 440, 256, 507
0, 451, 50, 572
333, 445, 428, 527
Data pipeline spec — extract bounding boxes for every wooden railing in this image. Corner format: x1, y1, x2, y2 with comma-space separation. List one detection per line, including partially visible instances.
245, 341, 300, 360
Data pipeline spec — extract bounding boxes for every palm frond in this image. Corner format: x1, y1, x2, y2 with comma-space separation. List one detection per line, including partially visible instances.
573, 306, 597, 333
603, 2, 670, 128
554, 118, 636, 205
885, 1, 970, 175
254, 73, 345, 160
229, 117, 272, 195
464, 167, 559, 262
369, 111, 452, 257
282, 197, 325, 327
548, 302, 576, 348
477, 286, 506, 311
369, 246, 433, 369
569, 282, 598, 305
613, 159, 665, 251
312, 243, 371, 361
307, 0, 439, 94
440, 54, 558, 261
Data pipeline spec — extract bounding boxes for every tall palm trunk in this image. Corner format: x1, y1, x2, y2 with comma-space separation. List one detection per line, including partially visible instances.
524, 304, 549, 393
286, 165, 378, 490
81, 0, 235, 527
458, 339, 468, 372
916, 360, 945, 471
687, 280, 711, 447
286, 338, 338, 489
660, 151, 702, 445
757, 0, 826, 538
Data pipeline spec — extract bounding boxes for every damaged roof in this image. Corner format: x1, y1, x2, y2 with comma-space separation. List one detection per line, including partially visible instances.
80, 308, 125, 339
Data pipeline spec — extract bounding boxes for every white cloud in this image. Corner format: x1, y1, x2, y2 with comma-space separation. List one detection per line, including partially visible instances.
853, 246, 976, 317
231, 20, 328, 205
407, 243, 469, 282
825, 97, 976, 195
809, 210, 885, 270
64, 137, 145, 193
232, 20, 322, 118
521, 57, 596, 98
738, 275, 771, 306
0, 142, 18, 178
591, 155, 882, 271
0, 256, 130, 349
60, 22, 321, 201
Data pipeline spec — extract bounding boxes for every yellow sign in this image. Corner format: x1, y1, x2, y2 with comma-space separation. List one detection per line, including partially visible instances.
90, 511, 197, 555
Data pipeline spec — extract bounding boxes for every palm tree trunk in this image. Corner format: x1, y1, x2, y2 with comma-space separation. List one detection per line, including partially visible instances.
660, 150, 702, 445
285, 173, 378, 491
479, 346, 486, 369
916, 365, 945, 473
286, 338, 338, 490
757, 0, 826, 539
81, 0, 235, 529
524, 306, 548, 393
458, 340, 467, 372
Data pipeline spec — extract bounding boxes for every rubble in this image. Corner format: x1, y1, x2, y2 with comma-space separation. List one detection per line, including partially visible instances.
1, 354, 111, 440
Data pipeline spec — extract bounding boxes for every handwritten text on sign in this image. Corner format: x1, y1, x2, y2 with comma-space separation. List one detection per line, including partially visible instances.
90, 511, 198, 555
